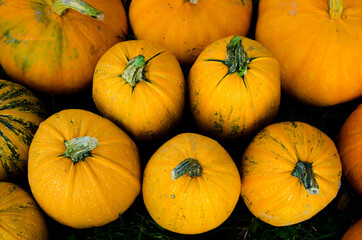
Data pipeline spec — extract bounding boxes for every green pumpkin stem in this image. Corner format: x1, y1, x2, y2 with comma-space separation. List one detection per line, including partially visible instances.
53, 0, 104, 20
63, 136, 99, 163
172, 158, 203, 180
291, 161, 319, 195
224, 36, 250, 77
329, 0, 343, 19
121, 55, 147, 88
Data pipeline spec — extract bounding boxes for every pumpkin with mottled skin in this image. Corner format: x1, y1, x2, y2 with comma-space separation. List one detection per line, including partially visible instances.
0, 0, 128, 94
255, 0, 362, 106
93, 40, 185, 140
342, 219, 362, 240
0, 79, 46, 180
0, 182, 48, 240
129, 0, 252, 65
28, 109, 141, 228
142, 133, 241, 234
188, 35, 280, 140
240, 122, 342, 226
338, 103, 362, 195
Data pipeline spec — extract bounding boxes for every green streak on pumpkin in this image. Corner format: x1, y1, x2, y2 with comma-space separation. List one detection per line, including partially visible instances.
0, 129, 22, 179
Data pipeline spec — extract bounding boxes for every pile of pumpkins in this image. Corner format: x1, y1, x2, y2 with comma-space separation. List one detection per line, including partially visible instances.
0, 0, 361, 239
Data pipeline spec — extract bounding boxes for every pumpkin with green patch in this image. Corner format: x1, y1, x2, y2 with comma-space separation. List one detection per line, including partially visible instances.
188, 35, 281, 140
0, 79, 46, 180
0, 0, 128, 94
142, 133, 241, 234
240, 121, 342, 226
92, 39, 185, 140
0, 181, 48, 240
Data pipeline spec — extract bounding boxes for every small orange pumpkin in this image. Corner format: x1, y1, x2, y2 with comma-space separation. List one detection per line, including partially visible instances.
255, 0, 362, 106
142, 133, 241, 234
93, 40, 185, 140
129, 0, 253, 65
188, 35, 280, 140
342, 219, 362, 240
0, 0, 128, 94
28, 109, 141, 228
338, 103, 362, 195
0, 182, 48, 240
240, 121, 342, 226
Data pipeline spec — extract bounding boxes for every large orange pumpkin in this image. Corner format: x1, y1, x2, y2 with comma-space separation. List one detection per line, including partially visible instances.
93, 40, 185, 140
0, 0, 128, 94
28, 109, 141, 228
188, 35, 280, 140
338, 103, 362, 195
342, 219, 362, 240
0, 182, 48, 240
129, 0, 253, 65
142, 133, 241, 234
0, 79, 46, 180
255, 0, 362, 106
240, 121, 342, 226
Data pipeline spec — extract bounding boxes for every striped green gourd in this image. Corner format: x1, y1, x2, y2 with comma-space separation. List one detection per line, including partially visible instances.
0, 79, 46, 180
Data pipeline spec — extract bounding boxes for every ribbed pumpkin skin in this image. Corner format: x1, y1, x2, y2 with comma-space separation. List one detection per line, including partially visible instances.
93, 40, 185, 140
0, 79, 46, 180
142, 133, 241, 234
28, 109, 141, 228
255, 0, 362, 106
0, 182, 48, 240
342, 219, 362, 240
240, 122, 342, 226
0, 0, 128, 94
188, 36, 280, 140
129, 0, 252, 65
338, 103, 362, 195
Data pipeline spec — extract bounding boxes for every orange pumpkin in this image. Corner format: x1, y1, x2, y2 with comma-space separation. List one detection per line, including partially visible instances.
338, 103, 362, 195
0, 0, 128, 94
28, 109, 141, 228
0, 79, 46, 180
93, 40, 185, 140
0, 182, 48, 240
129, 0, 253, 65
255, 0, 362, 106
142, 133, 241, 234
240, 121, 342, 226
188, 35, 280, 140
342, 219, 362, 240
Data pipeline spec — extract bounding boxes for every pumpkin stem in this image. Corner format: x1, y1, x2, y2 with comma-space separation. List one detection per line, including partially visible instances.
63, 136, 99, 163
224, 36, 250, 77
189, 0, 198, 4
328, 0, 343, 19
53, 0, 104, 20
121, 55, 147, 88
171, 158, 203, 180
291, 161, 319, 195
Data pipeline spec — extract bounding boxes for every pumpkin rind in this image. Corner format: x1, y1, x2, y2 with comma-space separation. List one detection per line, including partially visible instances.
93, 40, 185, 140
342, 219, 362, 240
0, 182, 48, 240
188, 35, 281, 140
28, 109, 141, 229
255, 0, 362, 106
0, 79, 46, 180
0, 0, 128, 94
142, 133, 241, 234
338, 103, 362, 195
129, 0, 253, 65
240, 121, 342, 226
